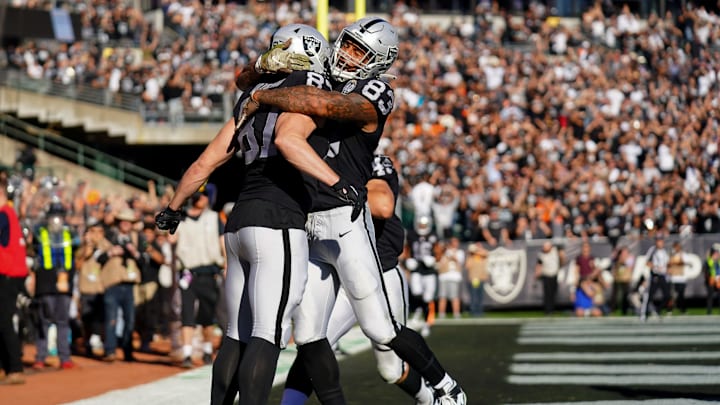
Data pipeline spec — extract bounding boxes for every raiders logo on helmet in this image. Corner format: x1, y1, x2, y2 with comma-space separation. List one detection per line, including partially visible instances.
341, 80, 357, 94
303, 35, 322, 56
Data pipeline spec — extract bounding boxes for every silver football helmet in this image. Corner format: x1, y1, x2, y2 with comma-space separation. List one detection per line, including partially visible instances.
329, 17, 399, 82
270, 24, 331, 74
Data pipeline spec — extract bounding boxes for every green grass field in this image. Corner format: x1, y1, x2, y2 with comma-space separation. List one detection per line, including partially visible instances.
268, 315, 720, 404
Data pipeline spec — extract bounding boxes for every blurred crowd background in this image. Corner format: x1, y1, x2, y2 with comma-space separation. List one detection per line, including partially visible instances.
1, 0, 720, 378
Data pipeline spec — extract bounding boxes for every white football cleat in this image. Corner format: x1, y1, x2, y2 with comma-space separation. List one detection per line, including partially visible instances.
434, 380, 467, 405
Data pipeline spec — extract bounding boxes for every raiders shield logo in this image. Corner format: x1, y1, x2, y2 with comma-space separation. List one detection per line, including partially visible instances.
484, 247, 527, 304
303, 36, 321, 56
342, 80, 357, 94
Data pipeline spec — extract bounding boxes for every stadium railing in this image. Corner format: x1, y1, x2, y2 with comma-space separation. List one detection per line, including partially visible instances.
0, 112, 176, 192
0, 69, 229, 123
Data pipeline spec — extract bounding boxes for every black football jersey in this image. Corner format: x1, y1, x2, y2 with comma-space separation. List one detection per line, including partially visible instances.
311, 77, 395, 211
225, 71, 332, 232
371, 156, 404, 272
406, 229, 438, 275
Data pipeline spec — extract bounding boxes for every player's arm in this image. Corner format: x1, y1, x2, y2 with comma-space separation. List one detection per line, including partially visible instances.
167, 118, 236, 211
367, 178, 394, 219
235, 65, 261, 92
274, 112, 340, 187
252, 85, 378, 128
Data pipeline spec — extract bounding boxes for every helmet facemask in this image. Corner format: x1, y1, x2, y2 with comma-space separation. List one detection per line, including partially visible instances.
329, 17, 398, 83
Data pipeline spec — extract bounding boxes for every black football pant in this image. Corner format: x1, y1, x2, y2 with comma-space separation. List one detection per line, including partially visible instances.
0, 275, 24, 374
646, 273, 671, 316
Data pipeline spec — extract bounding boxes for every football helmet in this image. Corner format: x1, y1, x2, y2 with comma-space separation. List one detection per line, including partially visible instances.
329, 17, 399, 82
415, 215, 433, 236
270, 24, 331, 74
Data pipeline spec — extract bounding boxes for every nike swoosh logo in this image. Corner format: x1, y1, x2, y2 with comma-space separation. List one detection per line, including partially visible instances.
339, 230, 351, 238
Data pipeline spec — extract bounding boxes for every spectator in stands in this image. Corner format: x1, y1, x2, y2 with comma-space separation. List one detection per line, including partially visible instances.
14, 145, 36, 181
480, 208, 511, 248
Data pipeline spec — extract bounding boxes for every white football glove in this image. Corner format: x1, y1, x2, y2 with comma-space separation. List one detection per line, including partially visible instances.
422, 255, 436, 268
255, 39, 311, 74
405, 258, 418, 271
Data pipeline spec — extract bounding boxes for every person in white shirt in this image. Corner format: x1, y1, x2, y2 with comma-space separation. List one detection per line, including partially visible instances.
641, 235, 671, 320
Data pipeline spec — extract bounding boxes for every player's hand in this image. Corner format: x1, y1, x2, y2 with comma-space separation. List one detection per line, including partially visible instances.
255, 39, 311, 74
332, 179, 367, 222
234, 92, 260, 131
155, 206, 183, 235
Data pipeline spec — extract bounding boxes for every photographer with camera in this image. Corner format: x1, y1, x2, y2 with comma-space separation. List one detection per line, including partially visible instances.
98, 208, 144, 362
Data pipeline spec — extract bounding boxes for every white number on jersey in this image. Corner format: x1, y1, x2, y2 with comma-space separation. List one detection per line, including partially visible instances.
361, 79, 394, 116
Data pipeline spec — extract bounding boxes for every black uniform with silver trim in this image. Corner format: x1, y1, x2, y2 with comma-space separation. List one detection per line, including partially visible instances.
310, 78, 394, 211
226, 70, 331, 233
221, 70, 332, 405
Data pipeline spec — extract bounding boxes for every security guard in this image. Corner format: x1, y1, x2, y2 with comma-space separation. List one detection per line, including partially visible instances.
31, 201, 79, 370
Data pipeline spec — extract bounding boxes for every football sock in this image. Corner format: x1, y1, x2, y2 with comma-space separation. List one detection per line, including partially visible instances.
211, 336, 246, 405
203, 341, 214, 354
395, 366, 421, 397
283, 354, 314, 398
182, 344, 193, 359
280, 388, 310, 405
298, 339, 346, 405
237, 337, 281, 405
387, 325, 446, 386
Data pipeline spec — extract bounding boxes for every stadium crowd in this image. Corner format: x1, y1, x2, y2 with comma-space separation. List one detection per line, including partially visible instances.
3, 0, 720, 242
2, 0, 720, 383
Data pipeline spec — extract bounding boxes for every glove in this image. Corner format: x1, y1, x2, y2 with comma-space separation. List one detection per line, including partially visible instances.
422, 255, 436, 268
405, 257, 418, 271
255, 39, 311, 74
155, 206, 183, 235
332, 179, 367, 222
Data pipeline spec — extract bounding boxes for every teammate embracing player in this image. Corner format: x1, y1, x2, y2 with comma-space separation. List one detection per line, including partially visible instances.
281, 155, 436, 405
243, 17, 467, 404
157, 24, 363, 405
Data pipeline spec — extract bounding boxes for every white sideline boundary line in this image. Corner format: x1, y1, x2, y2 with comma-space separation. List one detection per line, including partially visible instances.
63, 326, 372, 405
508, 374, 719, 385
514, 351, 720, 361
518, 400, 717, 405
511, 363, 720, 374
